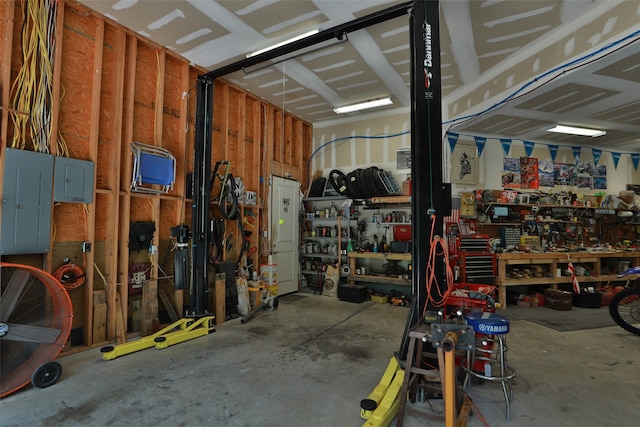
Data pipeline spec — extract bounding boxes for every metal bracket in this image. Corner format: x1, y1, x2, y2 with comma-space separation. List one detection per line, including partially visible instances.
430, 324, 475, 352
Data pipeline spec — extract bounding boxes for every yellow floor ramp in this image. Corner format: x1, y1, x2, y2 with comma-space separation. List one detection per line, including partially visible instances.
360, 356, 405, 427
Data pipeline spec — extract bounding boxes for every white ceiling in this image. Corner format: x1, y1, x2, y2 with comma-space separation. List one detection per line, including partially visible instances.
78, 0, 640, 151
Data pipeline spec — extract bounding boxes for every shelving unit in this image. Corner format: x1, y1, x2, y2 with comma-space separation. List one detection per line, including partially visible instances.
344, 195, 412, 289
300, 196, 349, 290
347, 252, 411, 286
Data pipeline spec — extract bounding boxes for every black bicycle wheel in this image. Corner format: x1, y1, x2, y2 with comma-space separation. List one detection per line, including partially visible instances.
609, 287, 640, 335
219, 174, 239, 220
328, 170, 350, 197
31, 361, 62, 389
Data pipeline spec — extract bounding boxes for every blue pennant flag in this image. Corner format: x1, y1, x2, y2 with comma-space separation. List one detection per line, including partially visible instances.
592, 148, 602, 166
523, 140, 535, 157
632, 153, 640, 170
447, 132, 459, 153
548, 145, 558, 162
612, 152, 621, 169
572, 146, 582, 162
474, 136, 486, 157
500, 138, 512, 156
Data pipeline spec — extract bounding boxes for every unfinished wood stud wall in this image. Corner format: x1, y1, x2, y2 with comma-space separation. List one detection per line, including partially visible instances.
0, 0, 312, 352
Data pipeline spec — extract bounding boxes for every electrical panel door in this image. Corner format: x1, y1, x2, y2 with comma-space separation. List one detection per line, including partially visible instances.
1, 148, 54, 254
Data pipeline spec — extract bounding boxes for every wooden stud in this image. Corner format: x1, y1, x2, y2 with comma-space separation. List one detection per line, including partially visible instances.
92, 303, 107, 343
215, 273, 226, 325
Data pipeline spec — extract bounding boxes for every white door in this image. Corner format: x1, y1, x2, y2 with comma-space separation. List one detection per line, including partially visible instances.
270, 176, 301, 295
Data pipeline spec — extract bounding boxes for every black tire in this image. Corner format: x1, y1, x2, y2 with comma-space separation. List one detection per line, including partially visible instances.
355, 168, 368, 198
31, 361, 62, 389
609, 287, 640, 335
346, 170, 364, 199
328, 170, 350, 197
219, 174, 239, 220
363, 167, 381, 197
371, 168, 389, 196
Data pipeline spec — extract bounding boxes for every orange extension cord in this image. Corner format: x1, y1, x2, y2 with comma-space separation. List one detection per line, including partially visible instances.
53, 263, 86, 291
422, 214, 456, 316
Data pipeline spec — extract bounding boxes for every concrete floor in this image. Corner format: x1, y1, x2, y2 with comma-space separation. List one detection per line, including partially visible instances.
1, 292, 638, 427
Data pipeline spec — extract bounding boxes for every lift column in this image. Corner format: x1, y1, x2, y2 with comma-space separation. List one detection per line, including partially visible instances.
401, 0, 449, 359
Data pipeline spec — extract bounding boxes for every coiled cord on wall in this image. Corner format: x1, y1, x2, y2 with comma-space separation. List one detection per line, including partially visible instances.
53, 263, 86, 291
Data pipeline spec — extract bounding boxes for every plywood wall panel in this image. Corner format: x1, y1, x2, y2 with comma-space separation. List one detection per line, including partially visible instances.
58, 9, 98, 159
53, 204, 88, 242
132, 43, 157, 145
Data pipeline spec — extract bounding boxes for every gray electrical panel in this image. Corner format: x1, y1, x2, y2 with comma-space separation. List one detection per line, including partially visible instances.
53, 156, 94, 203
1, 148, 54, 255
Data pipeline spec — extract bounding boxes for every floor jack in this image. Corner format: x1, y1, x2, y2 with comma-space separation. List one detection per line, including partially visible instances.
100, 316, 215, 360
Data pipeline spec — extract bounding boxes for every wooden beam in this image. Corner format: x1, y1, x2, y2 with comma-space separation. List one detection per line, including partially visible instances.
105, 25, 127, 341
159, 289, 179, 323
92, 303, 107, 343
214, 273, 226, 325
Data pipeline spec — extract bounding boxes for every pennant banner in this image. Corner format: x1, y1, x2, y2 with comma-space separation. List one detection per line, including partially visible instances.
612, 152, 621, 169
500, 138, 512, 156
592, 148, 602, 166
523, 140, 535, 157
572, 146, 581, 162
447, 132, 458, 153
548, 144, 558, 162
632, 153, 640, 170
474, 136, 486, 157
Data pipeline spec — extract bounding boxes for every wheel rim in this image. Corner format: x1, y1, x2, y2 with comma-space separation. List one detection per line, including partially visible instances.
31, 361, 62, 388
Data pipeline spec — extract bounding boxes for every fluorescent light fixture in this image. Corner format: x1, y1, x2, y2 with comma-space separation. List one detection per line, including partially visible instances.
333, 97, 393, 114
243, 34, 348, 75
246, 30, 320, 58
546, 125, 606, 137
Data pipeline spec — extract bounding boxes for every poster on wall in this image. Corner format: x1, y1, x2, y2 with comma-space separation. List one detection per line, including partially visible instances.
451, 142, 477, 185
554, 163, 577, 186
539, 160, 554, 187
520, 157, 539, 189
577, 161, 594, 189
396, 147, 411, 171
593, 164, 607, 189
502, 158, 521, 188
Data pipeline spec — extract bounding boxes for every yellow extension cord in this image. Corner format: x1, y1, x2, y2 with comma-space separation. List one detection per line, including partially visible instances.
10, 0, 68, 155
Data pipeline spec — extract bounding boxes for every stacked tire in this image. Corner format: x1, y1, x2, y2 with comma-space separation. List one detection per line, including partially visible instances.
328, 167, 400, 199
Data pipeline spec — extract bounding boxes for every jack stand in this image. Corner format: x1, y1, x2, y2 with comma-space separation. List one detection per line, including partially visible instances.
430, 324, 475, 427
100, 316, 215, 360
394, 324, 474, 427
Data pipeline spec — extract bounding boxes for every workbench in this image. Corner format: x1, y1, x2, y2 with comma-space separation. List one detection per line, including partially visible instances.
495, 251, 640, 307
